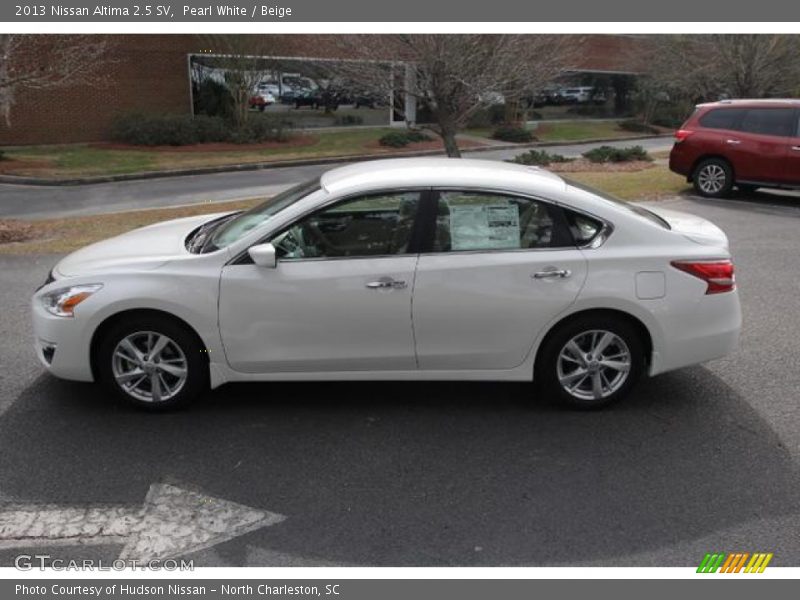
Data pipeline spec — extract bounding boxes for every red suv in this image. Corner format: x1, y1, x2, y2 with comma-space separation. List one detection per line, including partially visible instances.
669, 99, 800, 198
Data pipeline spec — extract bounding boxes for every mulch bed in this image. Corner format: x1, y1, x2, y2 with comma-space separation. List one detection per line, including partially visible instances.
89, 135, 320, 153
363, 138, 486, 152
0, 220, 36, 244
0, 159, 54, 173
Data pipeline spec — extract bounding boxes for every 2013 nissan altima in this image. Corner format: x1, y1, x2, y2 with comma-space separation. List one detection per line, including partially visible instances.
31, 158, 741, 410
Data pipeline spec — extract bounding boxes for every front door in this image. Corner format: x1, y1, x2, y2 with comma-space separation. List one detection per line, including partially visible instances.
219, 191, 423, 373
412, 190, 588, 371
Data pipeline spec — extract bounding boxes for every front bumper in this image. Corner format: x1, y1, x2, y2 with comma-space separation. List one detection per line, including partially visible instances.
31, 297, 94, 382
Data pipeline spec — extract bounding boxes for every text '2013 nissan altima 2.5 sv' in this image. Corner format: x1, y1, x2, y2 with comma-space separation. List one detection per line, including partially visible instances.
31, 158, 741, 410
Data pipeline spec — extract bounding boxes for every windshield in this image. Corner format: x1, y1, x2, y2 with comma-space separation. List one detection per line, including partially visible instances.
563, 178, 671, 230
207, 178, 321, 251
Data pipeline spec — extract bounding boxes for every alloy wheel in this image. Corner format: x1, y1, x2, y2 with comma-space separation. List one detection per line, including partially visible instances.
697, 164, 727, 195
111, 331, 188, 403
556, 330, 632, 401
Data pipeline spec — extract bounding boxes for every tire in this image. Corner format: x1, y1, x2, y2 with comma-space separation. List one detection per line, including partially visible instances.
535, 314, 645, 410
96, 314, 208, 411
692, 158, 734, 198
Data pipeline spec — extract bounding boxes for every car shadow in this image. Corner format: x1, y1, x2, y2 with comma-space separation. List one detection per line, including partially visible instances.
0, 369, 796, 566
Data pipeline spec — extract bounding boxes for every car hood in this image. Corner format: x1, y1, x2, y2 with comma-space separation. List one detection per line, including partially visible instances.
643, 205, 729, 249
54, 212, 232, 277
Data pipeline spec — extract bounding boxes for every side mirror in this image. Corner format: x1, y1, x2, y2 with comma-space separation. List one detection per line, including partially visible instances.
248, 243, 277, 268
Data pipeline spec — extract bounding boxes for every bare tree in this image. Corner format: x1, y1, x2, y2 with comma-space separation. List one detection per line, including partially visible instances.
199, 35, 280, 129
0, 34, 114, 127
646, 35, 800, 102
332, 35, 583, 157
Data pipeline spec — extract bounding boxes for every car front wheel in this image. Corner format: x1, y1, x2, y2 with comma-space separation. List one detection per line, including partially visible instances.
536, 315, 645, 409
693, 158, 734, 198
96, 315, 208, 410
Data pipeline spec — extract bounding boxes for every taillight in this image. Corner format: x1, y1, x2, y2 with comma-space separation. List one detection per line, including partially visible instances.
671, 260, 735, 294
674, 129, 694, 143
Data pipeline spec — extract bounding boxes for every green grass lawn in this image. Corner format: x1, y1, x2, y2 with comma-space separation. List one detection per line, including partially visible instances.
564, 165, 687, 200
0, 128, 403, 179
466, 120, 651, 143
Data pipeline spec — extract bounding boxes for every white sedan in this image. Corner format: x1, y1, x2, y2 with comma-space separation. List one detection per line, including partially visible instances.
31, 158, 741, 410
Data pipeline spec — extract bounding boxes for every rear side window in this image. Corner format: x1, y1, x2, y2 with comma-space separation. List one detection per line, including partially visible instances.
698, 108, 745, 130
738, 108, 796, 137
564, 210, 604, 245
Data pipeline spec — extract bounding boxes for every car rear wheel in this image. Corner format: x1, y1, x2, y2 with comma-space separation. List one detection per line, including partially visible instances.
96, 315, 208, 410
693, 158, 734, 198
536, 315, 645, 409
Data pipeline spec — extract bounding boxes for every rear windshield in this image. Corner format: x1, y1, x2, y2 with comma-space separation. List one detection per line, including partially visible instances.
563, 178, 671, 230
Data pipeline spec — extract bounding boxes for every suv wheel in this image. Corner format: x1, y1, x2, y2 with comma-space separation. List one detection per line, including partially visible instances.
536, 315, 645, 409
96, 315, 208, 410
693, 158, 734, 198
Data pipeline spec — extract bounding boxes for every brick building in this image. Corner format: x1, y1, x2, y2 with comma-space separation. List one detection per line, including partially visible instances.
0, 34, 645, 146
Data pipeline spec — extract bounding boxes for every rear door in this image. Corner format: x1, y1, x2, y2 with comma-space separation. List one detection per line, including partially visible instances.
411, 190, 588, 371
725, 107, 796, 183
786, 110, 800, 184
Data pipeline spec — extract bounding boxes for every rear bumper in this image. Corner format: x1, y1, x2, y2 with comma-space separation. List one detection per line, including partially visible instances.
649, 290, 741, 376
668, 145, 693, 179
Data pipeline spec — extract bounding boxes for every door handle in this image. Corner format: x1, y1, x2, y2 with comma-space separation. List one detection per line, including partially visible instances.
532, 269, 572, 279
366, 277, 407, 290
791, 146, 800, 151
726, 139, 741, 145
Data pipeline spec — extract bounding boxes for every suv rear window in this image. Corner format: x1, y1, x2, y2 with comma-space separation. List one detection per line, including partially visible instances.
698, 108, 745, 130
739, 108, 796, 137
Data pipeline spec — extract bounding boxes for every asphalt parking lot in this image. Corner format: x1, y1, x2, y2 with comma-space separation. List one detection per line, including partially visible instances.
0, 191, 799, 567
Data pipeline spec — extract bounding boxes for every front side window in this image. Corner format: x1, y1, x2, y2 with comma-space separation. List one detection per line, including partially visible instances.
738, 108, 796, 137
271, 191, 421, 260
432, 191, 572, 252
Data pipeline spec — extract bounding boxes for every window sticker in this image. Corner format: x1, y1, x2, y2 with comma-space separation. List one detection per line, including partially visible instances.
449, 203, 520, 250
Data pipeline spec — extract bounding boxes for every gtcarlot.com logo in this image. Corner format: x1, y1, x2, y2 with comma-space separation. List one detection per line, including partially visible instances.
697, 552, 773, 573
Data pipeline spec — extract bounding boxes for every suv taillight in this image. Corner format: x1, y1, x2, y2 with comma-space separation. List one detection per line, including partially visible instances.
671, 260, 735, 294
674, 129, 694, 143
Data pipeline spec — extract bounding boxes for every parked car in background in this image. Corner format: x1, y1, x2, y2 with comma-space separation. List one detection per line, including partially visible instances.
31, 158, 740, 411
557, 87, 596, 104
669, 99, 800, 197
248, 90, 276, 111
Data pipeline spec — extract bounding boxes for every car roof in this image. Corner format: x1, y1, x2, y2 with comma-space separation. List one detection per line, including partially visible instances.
319, 157, 567, 196
697, 98, 800, 109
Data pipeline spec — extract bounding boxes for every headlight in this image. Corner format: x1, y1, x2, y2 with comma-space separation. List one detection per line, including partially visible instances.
40, 284, 103, 318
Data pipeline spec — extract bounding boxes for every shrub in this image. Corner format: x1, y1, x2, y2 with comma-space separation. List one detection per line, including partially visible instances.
379, 130, 432, 148
0, 150, 6, 161
466, 104, 507, 128
509, 149, 573, 166
192, 78, 234, 120
491, 125, 535, 143
618, 119, 660, 134
110, 113, 290, 146
334, 114, 364, 126
582, 145, 652, 163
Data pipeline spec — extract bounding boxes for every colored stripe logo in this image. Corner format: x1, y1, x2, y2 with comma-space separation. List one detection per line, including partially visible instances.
697, 552, 773, 573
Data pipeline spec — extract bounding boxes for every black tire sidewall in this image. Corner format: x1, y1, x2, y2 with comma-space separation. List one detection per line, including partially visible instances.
96, 315, 207, 410
536, 314, 645, 409
693, 158, 734, 198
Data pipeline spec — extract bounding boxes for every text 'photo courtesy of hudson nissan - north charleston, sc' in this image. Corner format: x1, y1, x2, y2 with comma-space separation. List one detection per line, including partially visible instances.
31, 158, 741, 411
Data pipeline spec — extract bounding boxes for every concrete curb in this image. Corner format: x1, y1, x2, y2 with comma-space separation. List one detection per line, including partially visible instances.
0, 134, 673, 187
